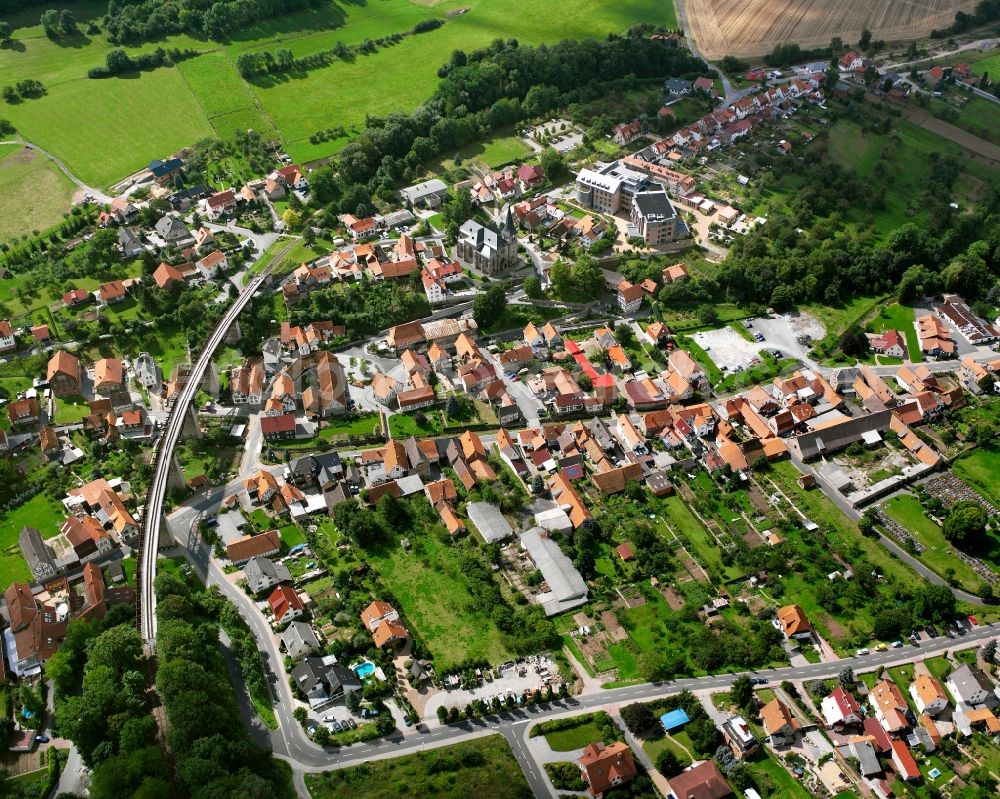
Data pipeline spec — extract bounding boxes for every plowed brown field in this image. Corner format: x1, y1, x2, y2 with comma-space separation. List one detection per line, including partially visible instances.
683, 0, 980, 59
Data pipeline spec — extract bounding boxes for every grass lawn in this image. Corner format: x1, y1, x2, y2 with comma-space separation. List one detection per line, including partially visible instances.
803, 296, 882, 342
746, 752, 812, 799
428, 127, 531, 172
0, 143, 76, 245
769, 461, 912, 585
305, 735, 530, 799
952, 448, 1000, 509
388, 410, 446, 439
641, 734, 692, 771
922, 656, 952, 680
883, 494, 985, 591
868, 303, 920, 361
53, 395, 91, 425
543, 720, 605, 751
0, 0, 677, 189
1, 492, 67, 540
277, 524, 306, 548
367, 523, 514, 670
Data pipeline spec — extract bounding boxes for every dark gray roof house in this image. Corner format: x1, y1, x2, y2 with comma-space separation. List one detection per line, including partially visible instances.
155, 215, 192, 243
243, 556, 292, 595
19, 527, 57, 581
292, 655, 361, 707
280, 621, 321, 660
150, 157, 184, 178
665, 78, 693, 94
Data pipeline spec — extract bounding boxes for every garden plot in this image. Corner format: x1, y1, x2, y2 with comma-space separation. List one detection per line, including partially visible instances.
690, 327, 762, 373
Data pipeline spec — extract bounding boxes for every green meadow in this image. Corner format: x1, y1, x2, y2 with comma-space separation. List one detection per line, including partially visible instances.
0, 143, 76, 242
1, 0, 677, 189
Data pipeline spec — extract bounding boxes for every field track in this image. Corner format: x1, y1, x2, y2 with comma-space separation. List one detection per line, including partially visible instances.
682, 0, 981, 59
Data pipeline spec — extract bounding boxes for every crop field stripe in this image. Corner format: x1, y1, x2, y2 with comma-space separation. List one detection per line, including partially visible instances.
683, 0, 980, 60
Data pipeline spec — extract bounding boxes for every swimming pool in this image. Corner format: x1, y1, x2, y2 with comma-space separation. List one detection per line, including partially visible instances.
353, 661, 376, 679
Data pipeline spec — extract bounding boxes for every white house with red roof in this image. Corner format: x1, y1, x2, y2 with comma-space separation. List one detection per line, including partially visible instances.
821, 686, 864, 728
866, 329, 906, 358
612, 120, 642, 146
0, 320, 15, 352
203, 189, 238, 221
196, 250, 227, 278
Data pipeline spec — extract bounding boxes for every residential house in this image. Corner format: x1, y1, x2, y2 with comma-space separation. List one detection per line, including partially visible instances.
662, 262, 688, 283
93, 358, 124, 394
372, 373, 401, 407
149, 157, 183, 185
7, 397, 39, 427
204, 189, 238, 220
760, 697, 800, 747
361, 599, 410, 648
117, 227, 144, 258
230, 360, 266, 406
871, 678, 911, 734
776, 604, 812, 640
226, 530, 281, 564
665, 761, 732, 799
196, 249, 227, 278
97, 280, 128, 305
821, 686, 863, 728
910, 673, 949, 717
617, 281, 644, 315
155, 214, 192, 245
947, 664, 997, 708
47, 350, 82, 397
260, 414, 296, 441
866, 329, 906, 358
243, 556, 292, 595
280, 621, 321, 660
577, 741, 637, 798
292, 655, 362, 707
722, 715, 760, 759
268, 585, 304, 625
612, 120, 642, 145
517, 163, 545, 189
62, 288, 91, 307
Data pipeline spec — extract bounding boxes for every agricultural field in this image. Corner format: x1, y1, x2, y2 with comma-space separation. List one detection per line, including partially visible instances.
305, 735, 530, 799
1, 0, 676, 189
684, 0, 979, 60
0, 144, 76, 243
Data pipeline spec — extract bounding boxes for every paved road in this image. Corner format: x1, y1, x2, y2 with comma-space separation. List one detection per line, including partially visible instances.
285, 622, 997, 790
0, 139, 113, 203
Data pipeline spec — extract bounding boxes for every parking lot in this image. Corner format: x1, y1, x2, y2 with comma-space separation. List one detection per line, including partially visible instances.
521, 119, 583, 153
751, 312, 825, 364
692, 326, 765, 373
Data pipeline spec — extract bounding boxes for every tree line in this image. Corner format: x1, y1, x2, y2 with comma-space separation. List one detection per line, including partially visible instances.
87, 45, 198, 78
234, 19, 443, 79
100, 0, 319, 45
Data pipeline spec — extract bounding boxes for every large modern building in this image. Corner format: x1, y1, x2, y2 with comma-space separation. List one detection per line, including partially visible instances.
630, 189, 680, 245
455, 209, 518, 275
575, 161, 651, 214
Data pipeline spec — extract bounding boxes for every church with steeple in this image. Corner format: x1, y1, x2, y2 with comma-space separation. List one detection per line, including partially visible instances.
455, 204, 519, 276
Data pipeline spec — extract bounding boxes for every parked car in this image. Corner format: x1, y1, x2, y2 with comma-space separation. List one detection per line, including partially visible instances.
35, 735, 49, 743
752, 677, 768, 685
855, 648, 870, 656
